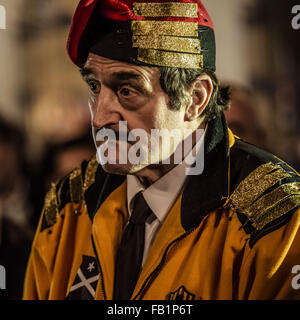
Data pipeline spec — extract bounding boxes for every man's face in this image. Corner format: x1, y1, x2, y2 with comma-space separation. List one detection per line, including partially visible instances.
81, 53, 186, 175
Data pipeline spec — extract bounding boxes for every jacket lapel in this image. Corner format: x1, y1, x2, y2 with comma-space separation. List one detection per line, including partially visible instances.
84, 167, 126, 221
92, 178, 128, 299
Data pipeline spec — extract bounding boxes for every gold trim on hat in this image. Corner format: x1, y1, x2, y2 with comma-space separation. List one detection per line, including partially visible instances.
132, 35, 200, 54
133, 2, 198, 18
137, 48, 203, 69
131, 20, 198, 37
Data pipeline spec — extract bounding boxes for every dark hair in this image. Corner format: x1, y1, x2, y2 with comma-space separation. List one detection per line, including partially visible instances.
158, 67, 231, 122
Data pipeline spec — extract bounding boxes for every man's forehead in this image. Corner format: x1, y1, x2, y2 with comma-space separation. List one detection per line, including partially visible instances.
83, 53, 158, 80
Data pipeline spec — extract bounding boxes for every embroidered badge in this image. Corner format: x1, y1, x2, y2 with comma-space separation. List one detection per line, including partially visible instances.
67, 255, 99, 300
167, 286, 195, 300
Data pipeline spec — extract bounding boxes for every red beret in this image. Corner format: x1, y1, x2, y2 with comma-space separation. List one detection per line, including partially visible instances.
67, 0, 216, 70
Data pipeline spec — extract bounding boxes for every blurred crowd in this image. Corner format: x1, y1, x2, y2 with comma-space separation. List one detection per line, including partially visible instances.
0, 115, 94, 299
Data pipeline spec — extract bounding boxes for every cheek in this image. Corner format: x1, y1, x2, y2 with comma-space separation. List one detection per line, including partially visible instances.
130, 97, 184, 139
125, 108, 156, 134
156, 105, 184, 131
142, 96, 171, 130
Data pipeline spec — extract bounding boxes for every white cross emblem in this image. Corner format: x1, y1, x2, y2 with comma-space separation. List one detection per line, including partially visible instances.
69, 269, 99, 297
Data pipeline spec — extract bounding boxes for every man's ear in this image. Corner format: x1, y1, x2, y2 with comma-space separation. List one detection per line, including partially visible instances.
185, 74, 213, 121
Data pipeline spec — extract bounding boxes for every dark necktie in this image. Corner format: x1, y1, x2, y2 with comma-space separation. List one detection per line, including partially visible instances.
113, 192, 151, 300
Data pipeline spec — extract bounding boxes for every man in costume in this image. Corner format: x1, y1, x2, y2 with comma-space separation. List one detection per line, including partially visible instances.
23, 0, 300, 300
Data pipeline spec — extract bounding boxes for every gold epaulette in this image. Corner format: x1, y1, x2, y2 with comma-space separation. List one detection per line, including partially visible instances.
43, 181, 60, 228
229, 162, 300, 230
43, 155, 98, 228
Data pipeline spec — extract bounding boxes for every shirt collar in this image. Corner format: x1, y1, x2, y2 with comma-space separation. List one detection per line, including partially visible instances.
127, 127, 206, 223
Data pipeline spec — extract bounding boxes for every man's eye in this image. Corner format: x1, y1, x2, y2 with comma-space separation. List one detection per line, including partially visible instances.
87, 80, 100, 94
119, 87, 133, 97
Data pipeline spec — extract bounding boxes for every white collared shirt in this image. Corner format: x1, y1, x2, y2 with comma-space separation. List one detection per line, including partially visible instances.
126, 128, 206, 266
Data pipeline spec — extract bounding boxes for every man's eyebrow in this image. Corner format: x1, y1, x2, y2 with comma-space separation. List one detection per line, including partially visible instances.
79, 69, 149, 93
110, 72, 143, 82
79, 69, 143, 83
109, 72, 150, 95
79, 67, 94, 78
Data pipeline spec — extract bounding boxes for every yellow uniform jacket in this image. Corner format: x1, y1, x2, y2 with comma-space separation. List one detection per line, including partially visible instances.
23, 114, 300, 300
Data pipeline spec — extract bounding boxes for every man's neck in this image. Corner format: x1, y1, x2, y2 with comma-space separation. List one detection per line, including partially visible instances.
135, 163, 176, 188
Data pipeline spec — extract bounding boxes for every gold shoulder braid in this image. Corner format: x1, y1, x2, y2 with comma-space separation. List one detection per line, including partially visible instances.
69, 155, 99, 203
230, 162, 300, 230
69, 168, 84, 203
43, 156, 99, 228
44, 182, 59, 228
83, 155, 98, 194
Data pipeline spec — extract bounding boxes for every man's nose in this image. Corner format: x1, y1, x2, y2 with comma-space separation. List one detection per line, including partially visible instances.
92, 86, 121, 129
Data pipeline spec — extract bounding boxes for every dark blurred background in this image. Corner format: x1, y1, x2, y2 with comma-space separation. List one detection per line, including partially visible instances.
0, 0, 299, 299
